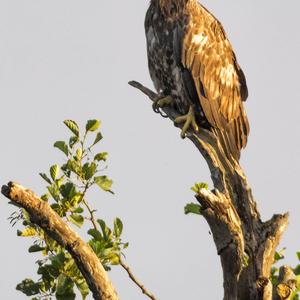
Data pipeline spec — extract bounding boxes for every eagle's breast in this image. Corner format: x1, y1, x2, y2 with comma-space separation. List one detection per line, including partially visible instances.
145, 5, 190, 115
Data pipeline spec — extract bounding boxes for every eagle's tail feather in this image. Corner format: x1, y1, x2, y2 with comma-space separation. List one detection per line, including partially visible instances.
211, 127, 240, 161
211, 114, 249, 162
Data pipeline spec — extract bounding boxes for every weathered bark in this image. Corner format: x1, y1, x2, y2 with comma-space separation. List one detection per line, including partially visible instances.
129, 80, 290, 300
1, 182, 118, 300
274, 266, 297, 300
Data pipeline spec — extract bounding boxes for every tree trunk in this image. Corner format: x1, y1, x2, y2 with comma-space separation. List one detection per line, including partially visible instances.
129, 80, 289, 300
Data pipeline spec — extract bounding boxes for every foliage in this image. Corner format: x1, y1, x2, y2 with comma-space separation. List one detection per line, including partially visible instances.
12, 119, 128, 299
271, 249, 300, 299
190, 182, 209, 194
184, 203, 201, 215
183, 182, 209, 215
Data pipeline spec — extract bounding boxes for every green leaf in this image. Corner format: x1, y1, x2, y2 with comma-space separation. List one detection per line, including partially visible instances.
76, 148, 82, 160
88, 228, 102, 241
66, 159, 82, 177
271, 266, 278, 275
22, 209, 31, 223
40, 193, 50, 201
274, 248, 286, 263
94, 152, 108, 162
74, 277, 89, 300
294, 265, 300, 275
70, 193, 84, 207
60, 182, 77, 200
39, 173, 52, 184
38, 263, 60, 285
69, 136, 79, 148
51, 203, 64, 216
86, 119, 101, 132
106, 252, 120, 265
16, 279, 40, 296
94, 176, 113, 193
89, 240, 102, 256
292, 294, 300, 300
64, 120, 79, 137
92, 132, 103, 146
97, 219, 112, 240
274, 252, 282, 262
69, 214, 84, 228
47, 184, 61, 202
54, 141, 69, 156
73, 206, 84, 214
83, 162, 97, 180
62, 259, 89, 299
56, 274, 76, 300
297, 252, 300, 261
191, 182, 209, 194
184, 203, 202, 215
17, 227, 37, 237
28, 245, 45, 253
113, 218, 123, 238
296, 274, 300, 290
56, 176, 64, 188
50, 252, 66, 269
50, 164, 60, 181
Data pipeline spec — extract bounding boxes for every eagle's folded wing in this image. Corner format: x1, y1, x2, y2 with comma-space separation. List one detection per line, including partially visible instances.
181, 5, 249, 159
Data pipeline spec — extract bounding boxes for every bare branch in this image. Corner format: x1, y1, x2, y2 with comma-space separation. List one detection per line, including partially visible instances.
120, 259, 158, 300
257, 277, 273, 300
82, 197, 98, 231
274, 266, 297, 300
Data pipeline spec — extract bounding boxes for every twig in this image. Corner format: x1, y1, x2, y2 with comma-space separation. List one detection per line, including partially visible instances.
120, 259, 158, 300
80, 177, 157, 300
82, 197, 98, 230
129, 81, 156, 98
129, 80, 179, 122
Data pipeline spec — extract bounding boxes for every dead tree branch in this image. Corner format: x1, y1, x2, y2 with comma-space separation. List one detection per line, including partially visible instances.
120, 259, 158, 300
274, 266, 297, 300
129, 80, 289, 300
1, 182, 118, 300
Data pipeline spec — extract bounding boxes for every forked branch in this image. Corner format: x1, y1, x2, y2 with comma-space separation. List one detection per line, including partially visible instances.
130, 80, 289, 300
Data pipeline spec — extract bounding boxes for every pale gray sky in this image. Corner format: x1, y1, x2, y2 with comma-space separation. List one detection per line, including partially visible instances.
0, 1, 300, 299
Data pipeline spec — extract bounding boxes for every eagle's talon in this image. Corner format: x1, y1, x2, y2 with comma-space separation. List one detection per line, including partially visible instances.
175, 105, 199, 138
152, 95, 173, 117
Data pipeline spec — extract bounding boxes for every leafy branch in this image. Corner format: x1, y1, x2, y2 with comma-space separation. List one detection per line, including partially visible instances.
4, 119, 156, 300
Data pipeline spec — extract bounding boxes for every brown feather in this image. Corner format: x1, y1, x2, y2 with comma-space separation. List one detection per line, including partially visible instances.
181, 1, 249, 160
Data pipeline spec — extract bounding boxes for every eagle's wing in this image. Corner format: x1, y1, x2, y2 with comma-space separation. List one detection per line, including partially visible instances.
181, 4, 249, 159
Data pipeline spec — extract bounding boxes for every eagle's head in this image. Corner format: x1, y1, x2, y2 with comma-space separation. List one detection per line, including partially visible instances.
158, 0, 188, 17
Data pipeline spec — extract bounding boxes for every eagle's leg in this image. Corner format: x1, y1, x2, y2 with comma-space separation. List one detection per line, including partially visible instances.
174, 105, 199, 138
152, 95, 173, 117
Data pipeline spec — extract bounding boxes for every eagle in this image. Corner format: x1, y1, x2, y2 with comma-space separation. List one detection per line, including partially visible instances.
145, 0, 249, 161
